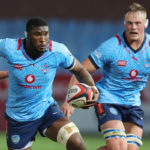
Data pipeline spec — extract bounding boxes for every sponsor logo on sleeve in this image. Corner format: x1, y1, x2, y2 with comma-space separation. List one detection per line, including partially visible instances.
94, 50, 102, 59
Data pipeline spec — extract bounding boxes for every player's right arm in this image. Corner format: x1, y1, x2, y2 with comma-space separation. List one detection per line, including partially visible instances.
0, 39, 9, 79
0, 71, 8, 79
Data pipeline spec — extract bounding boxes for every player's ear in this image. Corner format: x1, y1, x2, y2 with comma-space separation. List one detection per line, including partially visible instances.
124, 20, 126, 25
24, 31, 27, 38
145, 19, 149, 28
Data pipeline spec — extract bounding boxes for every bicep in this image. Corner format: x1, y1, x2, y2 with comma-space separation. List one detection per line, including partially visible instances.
70, 57, 97, 74
82, 57, 97, 73
70, 58, 82, 73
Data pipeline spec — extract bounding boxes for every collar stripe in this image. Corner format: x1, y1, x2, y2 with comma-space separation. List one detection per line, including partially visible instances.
115, 34, 121, 46
49, 40, 52, 51
17, 38, 22, 50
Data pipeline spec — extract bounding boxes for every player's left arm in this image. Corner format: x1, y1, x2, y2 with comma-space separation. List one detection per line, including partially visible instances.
61, 58, 99, 118
70, 58, 99, 107
0, 71, 8, 79
70, 58, 96, 86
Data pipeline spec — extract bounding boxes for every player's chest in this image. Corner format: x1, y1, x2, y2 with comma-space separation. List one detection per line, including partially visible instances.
10, 52, 57, 77
110, 46, 150, 76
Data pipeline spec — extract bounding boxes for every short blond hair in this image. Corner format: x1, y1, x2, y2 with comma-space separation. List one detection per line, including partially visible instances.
125, 2, 147, 18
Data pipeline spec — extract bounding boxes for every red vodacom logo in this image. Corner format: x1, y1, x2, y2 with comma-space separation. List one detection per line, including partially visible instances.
129, 69, 138, 78
25, 74, 35, 84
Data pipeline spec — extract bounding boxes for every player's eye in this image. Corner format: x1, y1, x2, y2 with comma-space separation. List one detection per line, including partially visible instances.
34, 32, 41, 36
127, 22, 132, 25
44, 32, 49, 36
135, 22, 141, 26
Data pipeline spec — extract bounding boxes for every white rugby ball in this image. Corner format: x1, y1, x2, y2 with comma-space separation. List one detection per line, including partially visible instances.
66, 83, 93, 108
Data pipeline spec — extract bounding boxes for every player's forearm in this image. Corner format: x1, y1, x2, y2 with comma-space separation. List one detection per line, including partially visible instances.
72, 67, 95, 87
0, 71, 8, 79
69, 58, 95, 87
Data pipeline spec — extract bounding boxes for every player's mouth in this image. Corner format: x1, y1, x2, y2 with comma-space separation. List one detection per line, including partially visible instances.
39, 45, 47, 51
130, 32, 138, 36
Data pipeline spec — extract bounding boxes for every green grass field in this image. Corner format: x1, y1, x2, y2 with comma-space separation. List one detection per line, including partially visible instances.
1, 132, 150, 150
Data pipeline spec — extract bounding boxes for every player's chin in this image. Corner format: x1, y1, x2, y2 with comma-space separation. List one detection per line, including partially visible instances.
129, 35, 139, 41
37, 47, 46, 52
129, 33, 139, 38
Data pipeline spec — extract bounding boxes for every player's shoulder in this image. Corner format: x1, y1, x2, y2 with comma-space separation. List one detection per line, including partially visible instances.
96, 33, 122, 55
5, 38, 21, 48
0, 38, 16, 43
51, 40, 69, 53
0, 38, 21, 50
4, 38, 19, 43
144, 33, 150, 48
145, 33, 150, 40
101, 33, 123, 48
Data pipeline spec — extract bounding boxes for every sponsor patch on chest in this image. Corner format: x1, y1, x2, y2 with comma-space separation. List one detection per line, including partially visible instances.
117, 60, 127, 67
14, 64, 23, 70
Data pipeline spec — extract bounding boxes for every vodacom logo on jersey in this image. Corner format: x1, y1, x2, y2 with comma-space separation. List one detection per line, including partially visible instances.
18, 74, 41, 89
129, 69, 138, 78
122, 69, 141, 81
25, 74, 35, 84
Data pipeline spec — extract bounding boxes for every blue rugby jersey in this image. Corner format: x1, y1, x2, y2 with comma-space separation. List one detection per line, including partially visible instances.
90, 33, 150, 106
0, 38, 74, 121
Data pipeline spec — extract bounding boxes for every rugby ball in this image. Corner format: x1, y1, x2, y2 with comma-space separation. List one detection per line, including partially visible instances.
66, 83, 93, 108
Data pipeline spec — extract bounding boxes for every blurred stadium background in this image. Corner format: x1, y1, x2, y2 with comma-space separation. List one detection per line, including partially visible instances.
0, 0, 150, 149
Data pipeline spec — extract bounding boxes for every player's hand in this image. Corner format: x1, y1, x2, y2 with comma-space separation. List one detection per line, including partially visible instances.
81, 86, 99, 109
61, 101, 75, 119
91, 86, 99, 102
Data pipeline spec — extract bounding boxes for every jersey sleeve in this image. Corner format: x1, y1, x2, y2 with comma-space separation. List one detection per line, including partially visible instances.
0, 39, 7, 58
55, 44, 75, 69
89, 36, 117, 69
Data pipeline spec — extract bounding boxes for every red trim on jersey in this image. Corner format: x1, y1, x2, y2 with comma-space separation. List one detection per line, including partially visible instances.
115, 35, 121, 46
149, 41, 150, 47
17, 38, 22, 50
140, 47, 147, 54
124, 45, 131, 54
22, 52, 29, 61
132, 56, 137, 62
96, 103, 104, 115
49, 40, 52, 51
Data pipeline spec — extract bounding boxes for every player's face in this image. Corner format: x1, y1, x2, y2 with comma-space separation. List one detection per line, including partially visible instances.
124, 11, 146, 42
28, 26, 49, 52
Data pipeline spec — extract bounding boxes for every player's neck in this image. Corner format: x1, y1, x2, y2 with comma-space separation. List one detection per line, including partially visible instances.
129, 41, 143, 51
124, 33, 145, 51
23, 39, 44, 60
